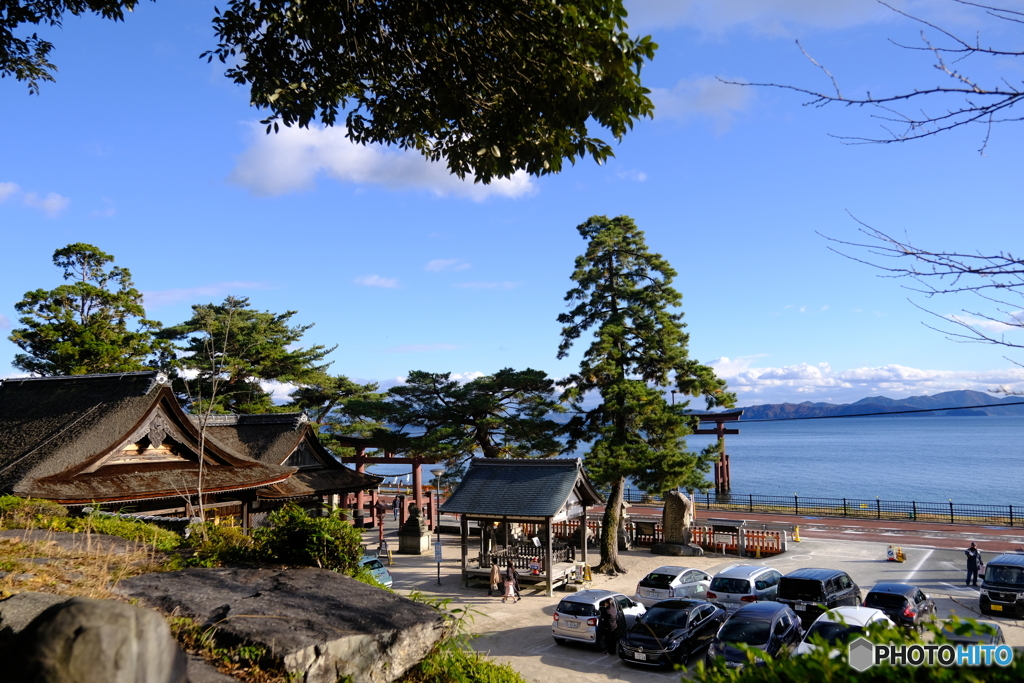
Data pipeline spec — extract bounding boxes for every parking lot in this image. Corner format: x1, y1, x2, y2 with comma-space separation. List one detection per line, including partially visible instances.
372, 526, 1024, 682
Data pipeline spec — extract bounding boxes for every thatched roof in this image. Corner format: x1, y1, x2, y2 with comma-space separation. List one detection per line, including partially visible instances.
199, 413, 382, 499
0, 372, 295, 504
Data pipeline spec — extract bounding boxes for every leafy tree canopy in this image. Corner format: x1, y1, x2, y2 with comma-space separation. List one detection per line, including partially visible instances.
4, 1, 656, 183
159, 295, 334, 414
347, 368, 563, 465
557, 215, 734, 573
287, 372, 385, 453
9, 242, 165, 376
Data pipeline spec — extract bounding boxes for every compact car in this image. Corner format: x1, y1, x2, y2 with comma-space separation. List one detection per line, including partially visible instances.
980, 553, 1024, 617
706, 565, 782, 613
552, 589, 646, 650
794, 607, 894, 657
706, 601, 803, 669
939, 619, 1006, 646
358, 555, 393, 588
633, 566, 712, 607
862, 583, 936, 630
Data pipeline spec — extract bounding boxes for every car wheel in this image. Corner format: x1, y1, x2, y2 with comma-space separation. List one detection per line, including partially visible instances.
553, 637, 566, 646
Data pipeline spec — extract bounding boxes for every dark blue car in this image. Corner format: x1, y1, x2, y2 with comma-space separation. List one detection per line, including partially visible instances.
618, 599, 725, 668
706, 601, 803, 669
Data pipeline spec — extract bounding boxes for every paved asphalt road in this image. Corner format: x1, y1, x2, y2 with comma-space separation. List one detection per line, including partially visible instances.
369, 516, 1024, 682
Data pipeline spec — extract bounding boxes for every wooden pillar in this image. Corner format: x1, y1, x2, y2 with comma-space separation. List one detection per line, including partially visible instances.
503, 516, 509, 549
580, 505, 588, 565
461, 515, 470, 587
355, 453, 367, 526
241, 500, 250, 535
412, 460, 425, 527
545, 516, 554, 598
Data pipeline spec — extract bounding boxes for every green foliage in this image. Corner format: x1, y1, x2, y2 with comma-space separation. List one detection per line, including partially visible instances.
700, 618, 1024, 682
178, 521, 254, 567
159, 296, 334, 414
250, 503, 362, 573
0, 496, 180, 551
0, 1, 144, 94
346, 368, 563, 465
287, 373, 385, 452
205, 1, 656, 183
9, 243, 167, 376
557, 215, 734, 572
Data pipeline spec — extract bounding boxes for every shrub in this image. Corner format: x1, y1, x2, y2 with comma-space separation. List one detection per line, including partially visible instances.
75, 513, 182, 551
178, 521, 254, 567
0, 494, 69, 527
251, 503, 363, 573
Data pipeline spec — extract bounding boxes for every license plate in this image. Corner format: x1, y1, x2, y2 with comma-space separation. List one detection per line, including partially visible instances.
566, 621, 580, 628
991, 605, 1003, 612
635, 653, 647, 661
795, 604, 806, 611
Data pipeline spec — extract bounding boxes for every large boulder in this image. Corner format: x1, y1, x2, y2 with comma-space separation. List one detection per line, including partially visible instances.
0, 592, 71, 648
10, 597, 188, 683
116, 567, 445, 683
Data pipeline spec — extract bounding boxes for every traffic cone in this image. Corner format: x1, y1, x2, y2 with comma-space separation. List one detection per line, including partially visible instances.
793, 526, 801, 542
896, 546, 906, 563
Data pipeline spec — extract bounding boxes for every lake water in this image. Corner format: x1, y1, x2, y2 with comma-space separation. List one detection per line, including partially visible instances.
685, 415, 1024, 505
362, 415, 1024, 507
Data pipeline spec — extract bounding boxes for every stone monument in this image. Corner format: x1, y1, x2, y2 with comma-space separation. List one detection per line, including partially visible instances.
617, 496, 632, 551
651, 491, 703, 556
398, 503, 430, 554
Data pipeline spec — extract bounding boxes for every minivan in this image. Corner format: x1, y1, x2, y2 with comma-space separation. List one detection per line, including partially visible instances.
980, 553, 1024, 617
776, 568, 861, 627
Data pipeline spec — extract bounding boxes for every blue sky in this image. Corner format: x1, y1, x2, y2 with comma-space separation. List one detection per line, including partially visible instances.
2, 0, 1023, 407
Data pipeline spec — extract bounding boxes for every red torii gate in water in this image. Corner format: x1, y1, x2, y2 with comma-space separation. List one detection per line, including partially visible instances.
694, 409, 743, 495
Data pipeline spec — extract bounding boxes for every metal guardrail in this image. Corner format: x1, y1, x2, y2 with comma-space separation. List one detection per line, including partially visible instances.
622, 489, 1021, 527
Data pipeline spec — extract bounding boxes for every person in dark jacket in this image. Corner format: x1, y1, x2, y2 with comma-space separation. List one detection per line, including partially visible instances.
600, 599, 625, 654
965, 542, 984, 587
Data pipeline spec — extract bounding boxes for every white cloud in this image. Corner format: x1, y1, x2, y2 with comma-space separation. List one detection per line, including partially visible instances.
261, 380, 297, 404
91, 198, 117, 218
23, 191, 70, 217
453, 281, 520, 290
0, 182, 19, 202
650, 77, 754, 133
617, 169, 648, 182
947, 312, 1024, 334
383, 344, 459, 353
425, 259, 471, 272
355, 275, 399, 289
624, 0, 921, 35
706, 355, 1024, 405
230, 123, 537, 201
0, 313, 10, 330
142, 282, 271, 308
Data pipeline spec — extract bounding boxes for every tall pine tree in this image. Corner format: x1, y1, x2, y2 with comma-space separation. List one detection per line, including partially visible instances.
558, 215, 734, 574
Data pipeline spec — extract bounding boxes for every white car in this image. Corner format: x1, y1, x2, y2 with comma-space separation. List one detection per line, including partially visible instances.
794, 606, 893, 657
634, 566, 712, 607
552, 590, 646, 650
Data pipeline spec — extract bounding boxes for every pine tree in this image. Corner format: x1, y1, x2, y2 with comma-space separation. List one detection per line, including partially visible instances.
558, 215, 734, 574
9, 243, 165, 376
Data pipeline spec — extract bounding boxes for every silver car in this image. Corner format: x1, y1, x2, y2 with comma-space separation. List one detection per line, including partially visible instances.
633, 565, 712, 607
707, 564, 781, 613
552, 589, 646, 649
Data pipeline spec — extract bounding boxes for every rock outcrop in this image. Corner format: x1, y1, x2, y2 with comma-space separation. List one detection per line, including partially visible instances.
116, 566, 445, 683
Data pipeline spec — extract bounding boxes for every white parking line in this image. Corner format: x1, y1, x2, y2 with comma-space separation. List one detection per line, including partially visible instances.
904, 548, 933, 583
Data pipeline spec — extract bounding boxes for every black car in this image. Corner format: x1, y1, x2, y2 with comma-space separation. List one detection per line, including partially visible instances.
980, 553, 1024, 617
863, 583, 936, 630
939, 619, 1006, 646
618, 599, 725, 668
776, 568, 861, 628
706, 601, 804, 669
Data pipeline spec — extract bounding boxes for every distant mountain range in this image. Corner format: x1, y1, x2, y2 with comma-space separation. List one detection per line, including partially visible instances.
735, 390, 1024, 420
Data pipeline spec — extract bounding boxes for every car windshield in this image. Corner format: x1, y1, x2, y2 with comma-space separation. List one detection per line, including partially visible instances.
557, 601, 598, 617
643, 607, 689, 628
864, 593, 907, 610
643, 573, 679, 586
719, 619, 771, 645
779, 578, 823, 602
710, 577, 751, 594
806, 621, 864, 645
985, 566, 1024, 588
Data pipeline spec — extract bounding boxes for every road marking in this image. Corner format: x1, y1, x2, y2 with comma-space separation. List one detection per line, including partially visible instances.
904, 548, 933, 583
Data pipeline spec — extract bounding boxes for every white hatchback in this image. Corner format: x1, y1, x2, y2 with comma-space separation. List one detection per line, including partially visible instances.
634, 566, 712, 607
552, 589, 646, 649
795, 606, 894, 657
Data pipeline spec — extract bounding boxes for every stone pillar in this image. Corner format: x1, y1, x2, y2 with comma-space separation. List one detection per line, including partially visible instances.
398, 503, 430, 555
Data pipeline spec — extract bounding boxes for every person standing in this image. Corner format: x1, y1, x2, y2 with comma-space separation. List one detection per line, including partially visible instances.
965, 542, 984, 587
392, 496, 400, 521
488, 560, 502, 598
504, 560, 521, 603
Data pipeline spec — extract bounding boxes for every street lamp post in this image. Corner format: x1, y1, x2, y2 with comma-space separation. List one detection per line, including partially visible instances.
430, 467, 445, 586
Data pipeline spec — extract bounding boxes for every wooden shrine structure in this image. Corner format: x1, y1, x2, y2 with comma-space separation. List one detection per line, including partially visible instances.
694, 409, 744, 494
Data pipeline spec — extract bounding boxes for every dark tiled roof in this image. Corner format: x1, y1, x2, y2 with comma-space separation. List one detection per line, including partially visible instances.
257, 468, 383, 499
440, 458, 602, 518
0, 372, 295, 503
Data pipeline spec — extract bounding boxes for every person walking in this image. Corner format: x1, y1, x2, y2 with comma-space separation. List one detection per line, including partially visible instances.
488, 560, 502, 598
504, 561, 521, 603
392, 496, 400, 521
965, 542, 984, 587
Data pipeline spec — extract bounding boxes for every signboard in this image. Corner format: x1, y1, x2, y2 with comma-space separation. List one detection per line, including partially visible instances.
433, 542, 443, 563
